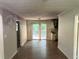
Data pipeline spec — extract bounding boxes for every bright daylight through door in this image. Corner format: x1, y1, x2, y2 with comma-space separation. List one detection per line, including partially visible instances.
41, 24, 47, 39
32, 24, 39, 39
32, 23, 47, 40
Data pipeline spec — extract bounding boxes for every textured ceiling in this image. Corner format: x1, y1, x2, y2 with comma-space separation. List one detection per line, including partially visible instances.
0, 0, 78, 20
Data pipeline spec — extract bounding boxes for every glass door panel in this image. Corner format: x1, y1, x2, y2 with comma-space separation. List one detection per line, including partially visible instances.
41, 24, 47, 39
32, 24, 39, 39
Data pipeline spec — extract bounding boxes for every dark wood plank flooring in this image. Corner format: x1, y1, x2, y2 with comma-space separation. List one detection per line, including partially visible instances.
13, 40, 67, 59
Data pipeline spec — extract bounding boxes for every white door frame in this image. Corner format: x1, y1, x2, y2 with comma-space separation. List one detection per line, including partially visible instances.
73, 15, 79, 59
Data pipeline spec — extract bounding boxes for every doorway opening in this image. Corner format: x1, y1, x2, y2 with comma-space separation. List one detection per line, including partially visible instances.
16, 21, 21, 48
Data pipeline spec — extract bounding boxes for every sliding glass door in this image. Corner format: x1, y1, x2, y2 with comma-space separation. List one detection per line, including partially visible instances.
32, 23, 47, 40
32, 24, 39, 39
41, 24, 47, 40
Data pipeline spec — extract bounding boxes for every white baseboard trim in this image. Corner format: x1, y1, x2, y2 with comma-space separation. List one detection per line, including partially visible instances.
58, 46, 68, 59
9, 50, 17, 59
21, 42, 26, 46
21, 40, 27, 46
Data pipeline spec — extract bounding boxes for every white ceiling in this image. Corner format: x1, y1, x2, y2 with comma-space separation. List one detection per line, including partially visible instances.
0, 0, 78, 20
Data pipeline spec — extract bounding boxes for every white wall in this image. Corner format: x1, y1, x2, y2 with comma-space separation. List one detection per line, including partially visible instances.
1, 9, 28, 59
58, 9, 79, 59
58, 10, 75, 59
2, 9, 17, 59
20, 20, 27, 46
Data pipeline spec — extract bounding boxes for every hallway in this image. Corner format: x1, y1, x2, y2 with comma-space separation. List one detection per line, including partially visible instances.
13, 40, 67, 59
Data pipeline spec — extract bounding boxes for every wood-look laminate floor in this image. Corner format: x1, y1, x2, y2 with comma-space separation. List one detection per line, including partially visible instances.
13, 40, 67, 59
